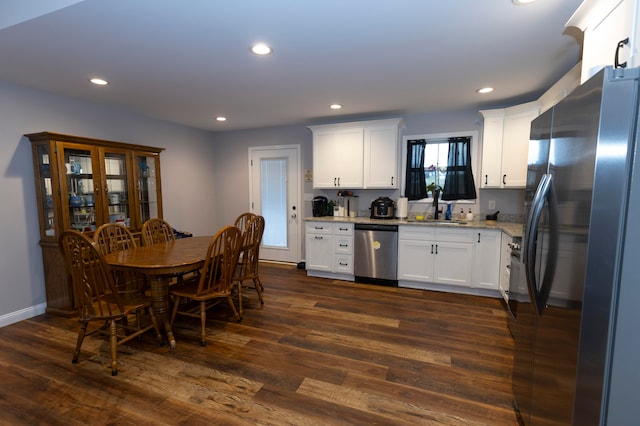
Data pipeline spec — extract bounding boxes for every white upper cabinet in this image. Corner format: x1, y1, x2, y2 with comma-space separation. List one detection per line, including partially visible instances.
310, 118, 403, 189
364, 123, 400, 188
567, 0, 639, 83
480, 102, 539, 189
311, 126, 364, 188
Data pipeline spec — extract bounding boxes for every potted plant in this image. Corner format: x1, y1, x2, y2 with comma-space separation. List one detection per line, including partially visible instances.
426, 182, 442, 198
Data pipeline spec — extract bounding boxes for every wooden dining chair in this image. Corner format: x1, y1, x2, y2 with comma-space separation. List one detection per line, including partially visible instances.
94, 223, 146, 298
141, 217, 197, 283
234, 212, 256, 234
141, 218, 176, 246
169, 225, 242, 346
234, 215, 265, 315
59, 230, 161, 376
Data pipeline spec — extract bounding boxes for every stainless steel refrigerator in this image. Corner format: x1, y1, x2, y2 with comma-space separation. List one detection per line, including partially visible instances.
512, 66, 640, 425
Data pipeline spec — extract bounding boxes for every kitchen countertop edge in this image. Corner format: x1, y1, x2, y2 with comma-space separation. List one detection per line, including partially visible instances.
304, 216, 524, 238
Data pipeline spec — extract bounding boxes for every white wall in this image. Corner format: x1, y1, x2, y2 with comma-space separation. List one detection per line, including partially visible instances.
0, 81, 217, 325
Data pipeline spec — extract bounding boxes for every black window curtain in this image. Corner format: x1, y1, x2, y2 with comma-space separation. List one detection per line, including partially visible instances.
442, 137, 477, 200
405, 139, 428, 200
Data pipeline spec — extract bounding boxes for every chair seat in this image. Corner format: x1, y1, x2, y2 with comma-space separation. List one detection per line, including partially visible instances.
170, 277, 230, 301
82, 293, 152, 320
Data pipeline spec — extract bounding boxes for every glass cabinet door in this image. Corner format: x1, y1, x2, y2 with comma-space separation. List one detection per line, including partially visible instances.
62, 146, 98, 232
35, 144, 56, 238
103, 150, 132, 226
137, 153, 161, 225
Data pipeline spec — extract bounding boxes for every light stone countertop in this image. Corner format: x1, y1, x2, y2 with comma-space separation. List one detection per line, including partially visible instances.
304, 216, 524, 238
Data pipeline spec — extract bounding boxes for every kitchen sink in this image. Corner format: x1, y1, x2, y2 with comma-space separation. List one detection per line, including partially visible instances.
407, 219, 466, 225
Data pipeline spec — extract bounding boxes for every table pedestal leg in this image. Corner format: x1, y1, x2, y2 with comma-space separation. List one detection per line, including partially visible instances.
149, 276, 176, 349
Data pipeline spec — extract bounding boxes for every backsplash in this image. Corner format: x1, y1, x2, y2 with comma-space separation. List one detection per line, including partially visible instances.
310, 187, 526, 222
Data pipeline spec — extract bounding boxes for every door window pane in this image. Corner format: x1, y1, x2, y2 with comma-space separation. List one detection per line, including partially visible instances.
261, 158, 287, 247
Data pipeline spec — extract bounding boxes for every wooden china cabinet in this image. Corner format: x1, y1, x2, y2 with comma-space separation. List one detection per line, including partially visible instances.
27, 132, 165, 316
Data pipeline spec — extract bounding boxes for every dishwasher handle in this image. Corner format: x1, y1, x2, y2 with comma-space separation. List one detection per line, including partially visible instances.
354, 223, 398, 232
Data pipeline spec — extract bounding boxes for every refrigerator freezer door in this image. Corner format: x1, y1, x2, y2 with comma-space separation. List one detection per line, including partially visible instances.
514, 66, 640, 426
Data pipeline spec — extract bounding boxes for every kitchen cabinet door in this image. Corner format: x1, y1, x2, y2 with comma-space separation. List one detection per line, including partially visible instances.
480, 102, 539, 188
311, 127, 363, 188
480, 110, 504, 188
472, 229, 501, 290
397, 238, 435, 282
433, 241, 473, 287
501, 107, 539, 188
567, 0, 638, 83
363, 120, 402, 189
305, 232, 332, 271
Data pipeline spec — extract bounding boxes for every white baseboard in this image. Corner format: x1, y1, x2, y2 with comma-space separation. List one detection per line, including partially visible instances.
0, 303, 47, 328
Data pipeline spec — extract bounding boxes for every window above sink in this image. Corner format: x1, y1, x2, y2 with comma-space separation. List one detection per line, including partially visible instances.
400, 130, 480, 205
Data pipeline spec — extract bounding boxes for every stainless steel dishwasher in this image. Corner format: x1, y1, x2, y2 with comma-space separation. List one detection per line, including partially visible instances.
354, 223, 398, 287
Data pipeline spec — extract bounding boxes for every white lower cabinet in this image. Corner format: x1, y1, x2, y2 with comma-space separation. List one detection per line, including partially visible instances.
471, 229, 501, 291
306, 221, 354, 279
398, 226, 473, 288
398, 225, 502, 296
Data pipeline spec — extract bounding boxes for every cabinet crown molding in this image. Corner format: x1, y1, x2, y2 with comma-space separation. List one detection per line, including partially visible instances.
566, 0, 624, 31
308, 117, 404, 131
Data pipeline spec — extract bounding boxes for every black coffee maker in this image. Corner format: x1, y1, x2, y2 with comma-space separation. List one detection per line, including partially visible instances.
312, 196, 328, 217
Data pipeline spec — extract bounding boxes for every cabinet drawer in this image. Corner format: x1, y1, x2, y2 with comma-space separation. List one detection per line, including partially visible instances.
334, 236, 353, 254
399, 225, 436, 240
334, 223, 354, 236
306, 222, 332, 234
334, 254, 353, 274
435, 228, 474, 243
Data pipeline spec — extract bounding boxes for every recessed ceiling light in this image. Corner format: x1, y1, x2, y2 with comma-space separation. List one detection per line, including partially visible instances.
512, 0, 536, 5
477, 87, 494, 94
216, 116, 227, 122
330, 104, 342, 110
250, 43, 273, 55
90, 78, 108, 85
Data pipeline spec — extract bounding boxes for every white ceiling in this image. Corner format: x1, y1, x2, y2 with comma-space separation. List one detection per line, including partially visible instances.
0, 0, 584, 132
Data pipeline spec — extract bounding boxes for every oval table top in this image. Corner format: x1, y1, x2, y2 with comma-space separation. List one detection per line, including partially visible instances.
104, 236, 212, 276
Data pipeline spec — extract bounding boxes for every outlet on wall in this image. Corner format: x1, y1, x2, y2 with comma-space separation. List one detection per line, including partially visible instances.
488, 200, 496, 210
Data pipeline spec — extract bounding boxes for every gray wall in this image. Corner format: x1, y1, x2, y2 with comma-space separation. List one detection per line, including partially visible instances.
0, 81, 218, 325
210, 125, 314, 226
0, 81, 525, 325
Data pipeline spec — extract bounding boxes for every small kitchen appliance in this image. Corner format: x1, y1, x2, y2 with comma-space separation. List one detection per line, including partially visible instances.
311, 196, 328, 217
336, 195, 358, 217
370, 197, 395, 219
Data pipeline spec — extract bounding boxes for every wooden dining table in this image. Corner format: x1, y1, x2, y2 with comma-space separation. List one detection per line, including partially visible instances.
103, 236, 212, 349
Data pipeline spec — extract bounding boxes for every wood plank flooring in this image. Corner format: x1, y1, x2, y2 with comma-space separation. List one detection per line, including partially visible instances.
0, 263, 518, 425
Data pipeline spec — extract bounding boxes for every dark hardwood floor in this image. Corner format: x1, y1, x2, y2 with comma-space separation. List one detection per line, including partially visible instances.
0, 263, 518, 425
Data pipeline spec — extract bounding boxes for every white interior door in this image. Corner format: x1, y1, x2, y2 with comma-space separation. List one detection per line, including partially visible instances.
249, 145, 300, 263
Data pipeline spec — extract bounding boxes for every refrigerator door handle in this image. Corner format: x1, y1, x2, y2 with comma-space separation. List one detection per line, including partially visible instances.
524, 174, 559, 315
